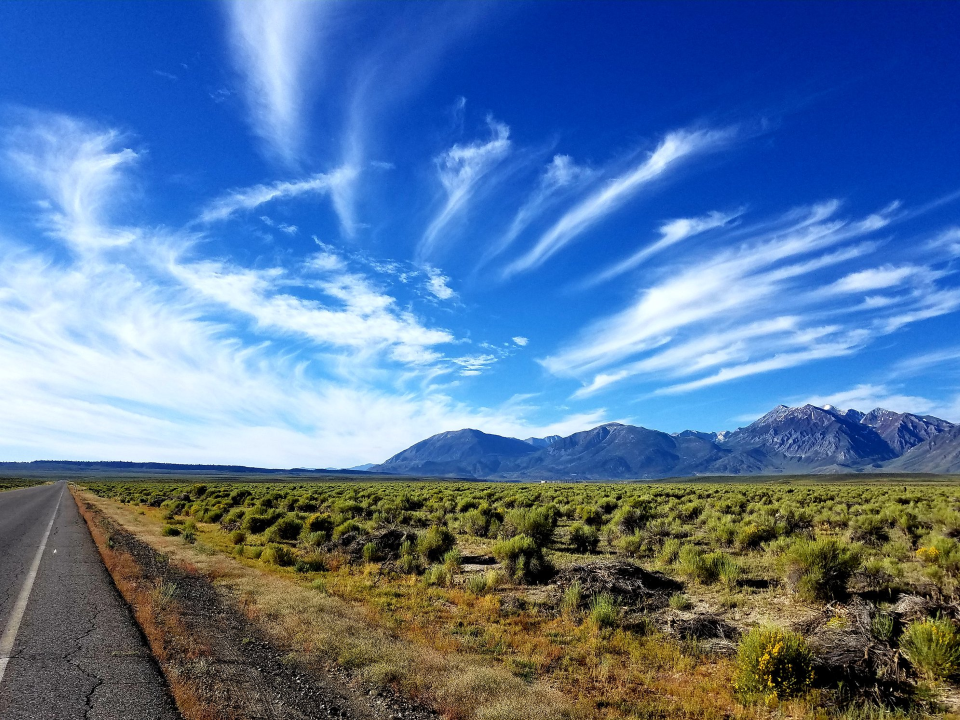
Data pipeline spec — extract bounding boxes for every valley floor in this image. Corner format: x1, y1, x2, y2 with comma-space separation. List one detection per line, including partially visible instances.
75, 478, 960, 720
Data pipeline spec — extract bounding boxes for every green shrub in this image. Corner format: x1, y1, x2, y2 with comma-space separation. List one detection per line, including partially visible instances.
265, 515, 303, 543
294, 552, 326, 573
735, 522, 777, 549
303, 513, 334, 535
784, 538, 861, 602
242, 511, 283, 535
678, 545, 727, 585
849, 514, 889, 546
261, 543, 295, 567
302, 531, 327, 547
569, 522, 600, 553
362, 542, 378, 563
610, 506, 651, 535
501, 506, 557, 547
417, 525, 456, 562
460, 509, 490, 536
332, 519, 362, 541
618, 532, 647, 558
229, 529, 247, 545
590, 593, 619, 628
734, 626, 813, 701
900, 616, 960, 680
443, 548, 462, 574
220, 507, 246, 527
161, 524, 181, 537
492, 534, 549, 583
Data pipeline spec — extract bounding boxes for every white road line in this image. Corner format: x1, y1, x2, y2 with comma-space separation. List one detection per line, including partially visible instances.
0, 484, 63, 687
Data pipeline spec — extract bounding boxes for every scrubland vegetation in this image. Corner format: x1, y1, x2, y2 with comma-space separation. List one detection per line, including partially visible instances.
0, 480, 42, 492
81, 478, 960, 718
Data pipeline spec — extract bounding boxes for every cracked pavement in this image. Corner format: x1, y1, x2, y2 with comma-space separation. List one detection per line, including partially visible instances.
0, 482, 180, 719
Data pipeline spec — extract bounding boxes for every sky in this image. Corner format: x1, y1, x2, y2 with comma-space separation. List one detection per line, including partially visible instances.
0, 1, 958, 467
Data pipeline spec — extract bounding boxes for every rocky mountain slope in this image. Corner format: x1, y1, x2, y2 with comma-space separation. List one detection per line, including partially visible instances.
370, 404, 958, 480
884, 425, 960, 473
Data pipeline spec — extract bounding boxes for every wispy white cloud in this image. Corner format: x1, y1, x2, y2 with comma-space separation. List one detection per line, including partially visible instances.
418, 117, 511, 260
196, 165, 356, 229
0, 109, 602, 466
825, 264, 936, 294
224, 0, 328, 165
452, 353, 498, 376
546, 201, 929, 398
479, 154, 591, 268
582, 209, 742, 287
424, 265, 457, 301
929, 226, 960, 256
260, 215, 299, 235
4, 112, 139, 251
502, 127, 734, 277
512, 336, 529, 347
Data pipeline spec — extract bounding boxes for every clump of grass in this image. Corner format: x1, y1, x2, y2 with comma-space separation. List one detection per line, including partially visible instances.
657, 538, 681, 566
871, 611, 896, 643
467, 569, 504, 596
734, 626, 813, 702
161, 524, 181, 537
150, 580, 177, 611
362, 542, 378, 563
422, 564, 452, 587
783, 538, 861, 602
900, 616, 960, 680
229, 529, 247, 545
669, 592, 692, 611
397, 540, 420, 574
589, 593, 618, 629
561, 581, 583, 616
466, 573, 488, 595
717, 555, 743, 590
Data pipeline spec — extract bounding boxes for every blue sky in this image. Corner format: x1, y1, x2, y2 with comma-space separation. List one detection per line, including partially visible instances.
0, 1, 958, 467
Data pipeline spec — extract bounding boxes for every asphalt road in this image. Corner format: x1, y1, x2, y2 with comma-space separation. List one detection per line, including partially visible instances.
0, 481, 180, 720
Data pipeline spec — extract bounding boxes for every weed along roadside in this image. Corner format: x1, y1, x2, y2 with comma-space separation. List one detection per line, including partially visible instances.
74, 478, 960, 719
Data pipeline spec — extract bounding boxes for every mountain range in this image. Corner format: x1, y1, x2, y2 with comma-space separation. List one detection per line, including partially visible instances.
369, 404, 960, 479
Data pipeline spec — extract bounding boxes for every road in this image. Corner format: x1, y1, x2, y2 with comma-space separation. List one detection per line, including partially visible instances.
0, 481, 180, 720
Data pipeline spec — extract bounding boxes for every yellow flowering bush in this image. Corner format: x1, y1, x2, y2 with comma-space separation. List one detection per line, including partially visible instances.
900, 616, 960, 680
916, 546, 940, 564
734, 626, 813, 702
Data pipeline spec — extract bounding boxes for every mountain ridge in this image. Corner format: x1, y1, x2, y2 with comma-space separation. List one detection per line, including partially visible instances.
370, 404, 958, 479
